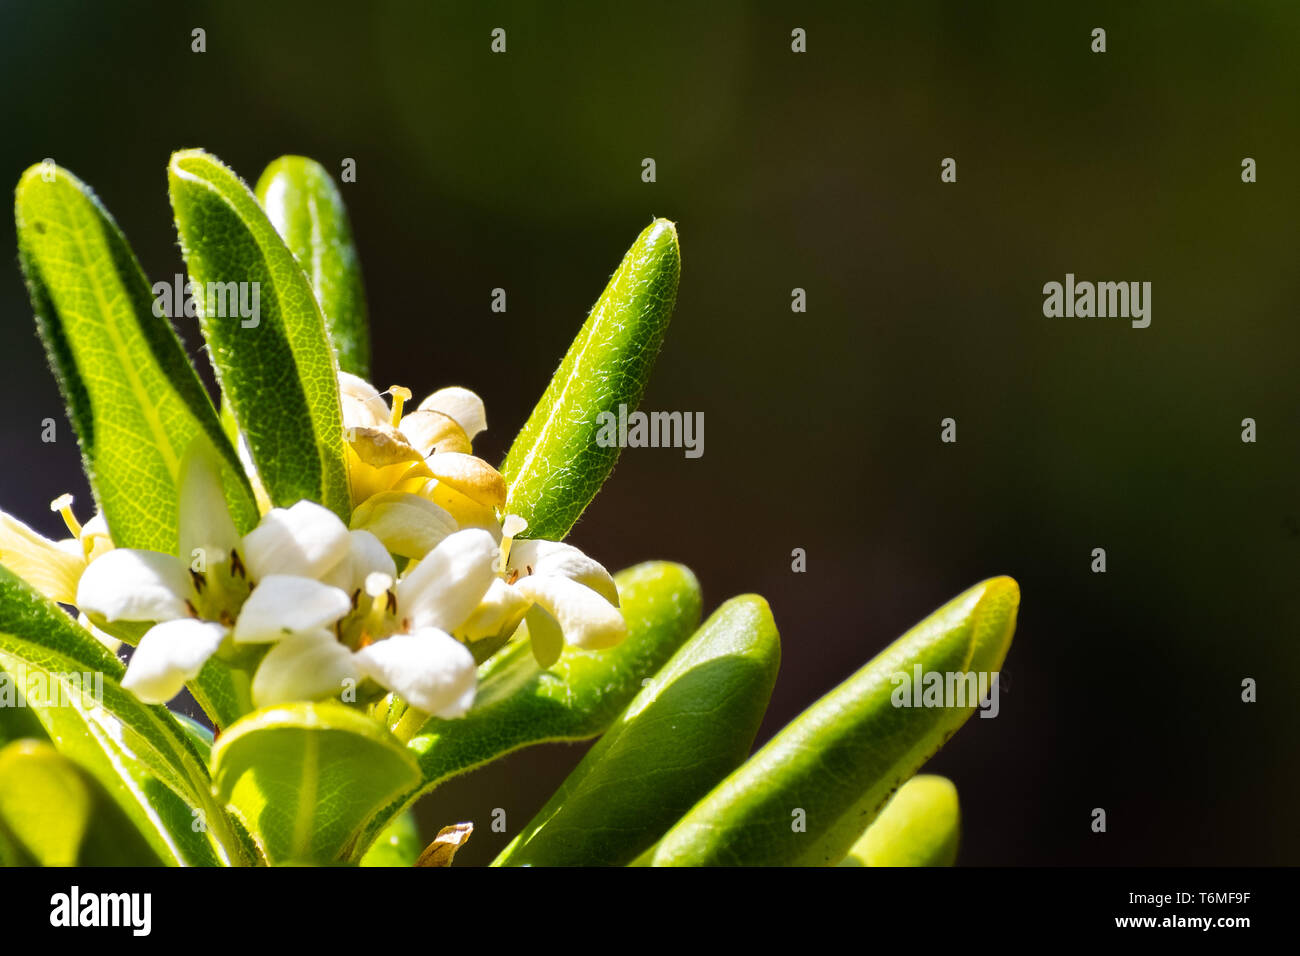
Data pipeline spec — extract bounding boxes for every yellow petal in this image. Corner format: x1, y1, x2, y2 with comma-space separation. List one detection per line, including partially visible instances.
345, 443, 430, 506
346, 424, 424, 469
398, 410, 472, 456
350, 492, 458, 559
0, 512, 85, 604
424, 453, 506, 510
418, 480, 500, 532
417, 387, 487, 441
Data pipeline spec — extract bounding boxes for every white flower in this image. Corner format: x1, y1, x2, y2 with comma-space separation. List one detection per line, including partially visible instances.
459, 515, 626, 667
76, 442, 359, 706
76, 439, 494, 719
239, 528, 498, 718
350, 529, 497, 718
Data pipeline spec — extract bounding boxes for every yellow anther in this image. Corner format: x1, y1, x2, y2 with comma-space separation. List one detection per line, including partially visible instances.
388, 386, 413, 427
49, 494, 81, 538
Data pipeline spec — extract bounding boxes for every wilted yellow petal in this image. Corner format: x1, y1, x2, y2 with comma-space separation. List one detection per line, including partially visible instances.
415, 823, 474, 867
346, 425, 423, 469
424, 453, 506, 509
398, 409, 472, 457
418, 480, 500, 532
345, 442, 430, 506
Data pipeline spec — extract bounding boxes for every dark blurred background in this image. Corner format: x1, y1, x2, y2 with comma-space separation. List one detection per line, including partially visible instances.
1, 1, 1296, 865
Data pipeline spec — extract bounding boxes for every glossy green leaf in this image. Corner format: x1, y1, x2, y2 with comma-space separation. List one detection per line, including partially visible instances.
501, 219, 680, 540
359, 810, 419, 867
348, 560, 702, 861
651, 576, 1019, 866
168, 149, 351, 519
210, 701, 420, 866
256, 156, 370, 377
838, 774, 961, 867
14, 163, 258, 553
0, 565, 247, 866
0, 740, 165, 866
169, 712, 214, 764
494, 593, 780, 867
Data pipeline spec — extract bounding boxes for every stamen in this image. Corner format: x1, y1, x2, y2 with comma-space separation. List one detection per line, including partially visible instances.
388, 386, 412, 427
498, 514, 527, 576
190, 568, 207, 593
49, 494, 81, 538
230, 549, 246, 580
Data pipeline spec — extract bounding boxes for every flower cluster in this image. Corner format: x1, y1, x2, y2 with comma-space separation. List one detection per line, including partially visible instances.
1, 376, 625, 722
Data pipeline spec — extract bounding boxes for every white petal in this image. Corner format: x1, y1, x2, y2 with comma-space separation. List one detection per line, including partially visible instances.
177, 438, 240, 570
320, 530, 397, 594
339, 372, 390, 428
395, 529, 497, 632
523, 604, 565, 668
417, 386, 487, 441
233, 575, 352, 644
251, 629, 359, 708
512, 574, 626, 650
77, 613, 122, 654
0, 510, 86, 604
75, 549, 191, 622
353, 629, 476, 718
80, 511, 112, 553
241, 501, 351, 581
120, 619, 228, 703
456, 578, 531, 643
80, 512, 109, 538
350, 492, 458, 560
508, 540, 619, 605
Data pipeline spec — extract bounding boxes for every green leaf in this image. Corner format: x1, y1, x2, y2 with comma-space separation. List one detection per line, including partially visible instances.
501, 219, 680, 540
0, 740, 165, 866
255, 156, 370, 378
359, 810, 419, 867
169, 711, 215, 764
838, 774, 960, 867
14, 163, 258, 553
0, 565, 247, 865
168, 149, 351, 519
210, 701, 420, 866
494, 593, 780, 867
348, 559, 702, 861
650, 577, 1019, 866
